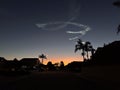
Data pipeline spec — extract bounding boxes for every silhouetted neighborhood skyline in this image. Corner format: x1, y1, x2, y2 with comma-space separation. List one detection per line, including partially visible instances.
0, 0, 120, 64
1, 40, 120, 73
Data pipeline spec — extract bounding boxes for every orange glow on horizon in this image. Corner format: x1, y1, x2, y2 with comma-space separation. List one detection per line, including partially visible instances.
42, 56, 83, 65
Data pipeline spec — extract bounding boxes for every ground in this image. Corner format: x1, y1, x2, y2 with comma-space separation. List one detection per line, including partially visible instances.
80, 64, 120, 89
0, 71, 97, 90
0, 65, 120, 90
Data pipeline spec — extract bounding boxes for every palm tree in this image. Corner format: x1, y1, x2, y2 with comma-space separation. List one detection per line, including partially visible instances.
75, 39, 95, 61
75, 39, 86, 60
39, 54, 47, 64
117, 24, 120, 34
113, 0, 120, 7
84, 41, 91, 59
91, 47, 96, 58
113, 1, 120, 34
84, 41, 96, 59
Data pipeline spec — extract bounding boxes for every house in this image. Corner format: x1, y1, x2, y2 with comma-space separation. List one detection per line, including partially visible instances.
0, 57, 7, 62
20, 58, 40, 70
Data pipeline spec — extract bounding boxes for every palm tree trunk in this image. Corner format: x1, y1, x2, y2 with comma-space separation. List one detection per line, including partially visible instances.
82, 50, 85, 61
83, 55, 85, 61
86, 51, 89, 60
41, 58, 43, 64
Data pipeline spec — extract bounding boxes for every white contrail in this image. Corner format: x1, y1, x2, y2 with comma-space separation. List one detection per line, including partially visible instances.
35, 0, 82, 31
69, 36, 79, 40
68, 0, 81, 21
66, 30, 86, 34
36, 22, 68, 31
35, 0, 91, 40
36, 21, 91, 40
36, 23, 47, 28
66, 24, 91, 36
36, 21, 90, 31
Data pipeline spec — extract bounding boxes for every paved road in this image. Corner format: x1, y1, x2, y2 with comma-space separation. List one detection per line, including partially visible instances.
0, 71, 116, 90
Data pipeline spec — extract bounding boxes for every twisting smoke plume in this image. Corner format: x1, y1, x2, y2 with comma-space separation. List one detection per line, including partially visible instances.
36, 21, 91, 40
66, 22, 91, 40
36, 0, 91, 40
36, 22, 68, 31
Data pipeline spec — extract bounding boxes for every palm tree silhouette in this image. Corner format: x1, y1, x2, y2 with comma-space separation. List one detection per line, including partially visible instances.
117, 24, 120, 35
113, 1, 120, 34
91, 47, 95, 57
75, 39, 95, 61
113, 0, 120, 7
39, 54, 47, 64
84, 41, 91, 59
75, 39, 86, 60
84, 41, 95, 59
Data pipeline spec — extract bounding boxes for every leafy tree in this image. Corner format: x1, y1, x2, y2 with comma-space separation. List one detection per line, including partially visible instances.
47, 61, 55, 71
59, 61, 64, 71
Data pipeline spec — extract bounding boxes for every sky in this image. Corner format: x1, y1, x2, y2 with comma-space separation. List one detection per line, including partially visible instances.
0, 0, 120, 65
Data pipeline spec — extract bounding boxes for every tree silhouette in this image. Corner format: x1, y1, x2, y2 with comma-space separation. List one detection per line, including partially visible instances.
112, 0, 120, 34
75, 39, 86, 60
13, 58, 18, 61
84, 41, 91, 59
85, 42, 96, 60
75, 39, 95, 61
117, 24, 120, 34
47, 61, 55, 71
91, 46, 96, 57
59, 61, 65, 71
39, 54, 47, 64
113, 0, 120, 7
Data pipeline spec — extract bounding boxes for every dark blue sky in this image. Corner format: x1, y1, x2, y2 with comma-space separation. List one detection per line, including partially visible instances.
0, 0, 120, 64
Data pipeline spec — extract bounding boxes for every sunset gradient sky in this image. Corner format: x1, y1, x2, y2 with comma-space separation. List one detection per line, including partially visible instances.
0, 0, 120, 65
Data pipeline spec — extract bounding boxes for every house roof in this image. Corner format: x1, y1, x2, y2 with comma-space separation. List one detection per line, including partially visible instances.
20, 58, 39, 62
